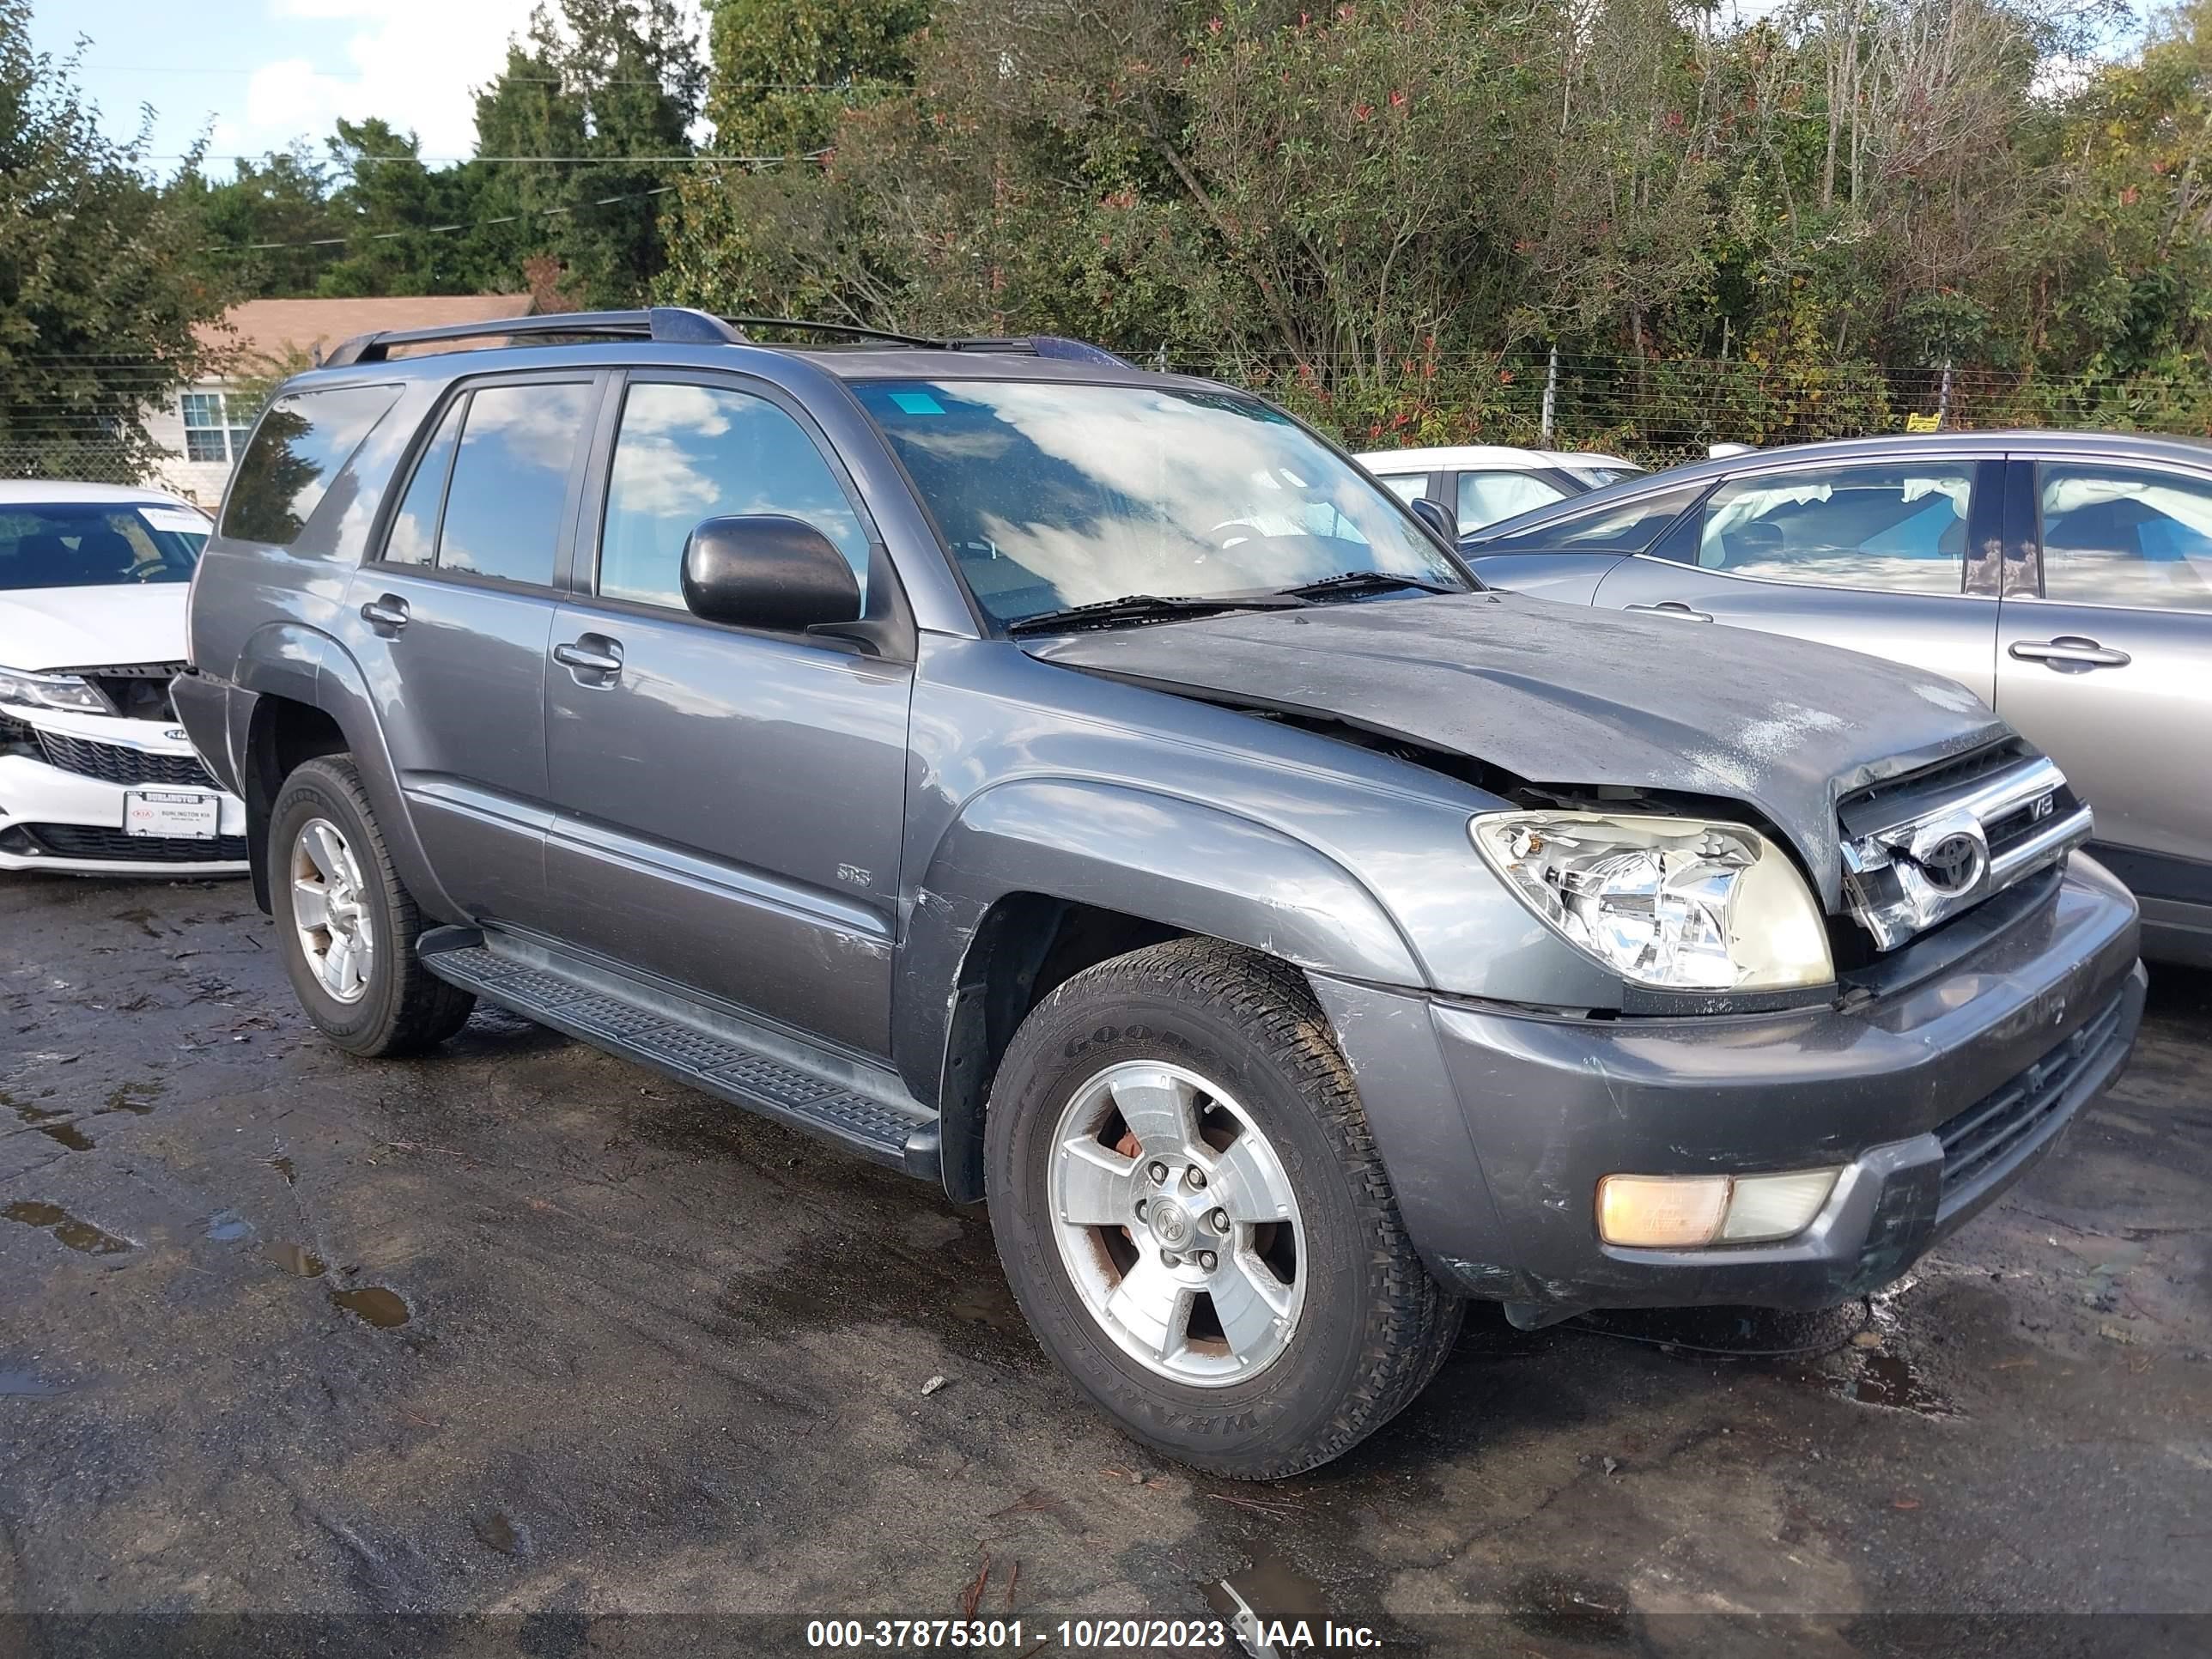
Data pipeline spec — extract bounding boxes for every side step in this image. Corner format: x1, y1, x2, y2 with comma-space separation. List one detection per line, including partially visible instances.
418, 929, 940, 1181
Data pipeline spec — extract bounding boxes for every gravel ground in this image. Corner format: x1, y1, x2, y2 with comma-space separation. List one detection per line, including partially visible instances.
1, 872, 2206, 1657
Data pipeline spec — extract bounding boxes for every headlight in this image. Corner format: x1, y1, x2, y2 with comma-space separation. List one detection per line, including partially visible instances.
1470, 811, 1832, 993
0, 665, 112, 714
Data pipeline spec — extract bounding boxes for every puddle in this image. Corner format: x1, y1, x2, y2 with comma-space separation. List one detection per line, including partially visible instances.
1507, 1571, 1637, 1645
471, 1511, 530, 1557
204, 1209, 256, 1242
102, 1082, 161, 1115
3, 1200, 131, 1255
0, 1368, 62, 1398
9, 1099, 91, 1150
264, 1243, 327, 1278
331, 1286, 410, 1328
947, 1279, 1026, 1337
1205, 1548, 1334, 1654
1821, 1346, 1959, 1418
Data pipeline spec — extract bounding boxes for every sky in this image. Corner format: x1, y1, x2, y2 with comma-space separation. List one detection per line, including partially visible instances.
29, 0, 709, 175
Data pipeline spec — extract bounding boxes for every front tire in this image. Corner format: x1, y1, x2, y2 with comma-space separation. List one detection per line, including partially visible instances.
269, 755, 474, 1058
985, 939, 1462, 1480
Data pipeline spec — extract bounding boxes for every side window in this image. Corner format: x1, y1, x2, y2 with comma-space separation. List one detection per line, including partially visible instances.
1457, 470, 1568, 533
434, 382, 592, 586
1481, 483, 1703, 552
380, 399, 465, 567
2039, 463, 2212, 614
1374, 473, 1429, 507
221, 384, 402, 546
1656, 464, 1972, 595
598, 381, 869, 612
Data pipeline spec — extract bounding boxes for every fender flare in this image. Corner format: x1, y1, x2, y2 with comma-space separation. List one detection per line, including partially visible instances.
900, 776, 1426, 1200
234, 623, 460, 922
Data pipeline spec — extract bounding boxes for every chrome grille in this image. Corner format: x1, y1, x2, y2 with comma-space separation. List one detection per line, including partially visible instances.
1839, 749, 2092, 950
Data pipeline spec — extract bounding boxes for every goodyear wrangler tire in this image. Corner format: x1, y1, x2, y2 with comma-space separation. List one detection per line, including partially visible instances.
985, 938, 1462, 1480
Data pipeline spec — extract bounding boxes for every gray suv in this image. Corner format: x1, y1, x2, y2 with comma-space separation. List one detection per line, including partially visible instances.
178, 308, 2145, 1479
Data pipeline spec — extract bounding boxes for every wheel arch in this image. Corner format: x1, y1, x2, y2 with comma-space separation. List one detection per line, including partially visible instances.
903, 777, 1425, 1203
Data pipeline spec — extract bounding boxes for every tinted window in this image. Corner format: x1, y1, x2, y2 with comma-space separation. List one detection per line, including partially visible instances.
599, 382, 869, 610
1657, 464, 1972, 594
0, 502, 209, 591
222, 385, 402, 545
435, 383, 592, 586
2039, 463, 2212, 613
380, 400, 464, 567
1480, 483, 1703, 552
1457, 469, 1568, 532
856, 380, 1465, 625
1374, 473, 1429, 506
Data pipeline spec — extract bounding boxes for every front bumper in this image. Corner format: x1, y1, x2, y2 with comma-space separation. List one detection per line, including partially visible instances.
0, 710, 246, 878
1315, 855, 2144, 1316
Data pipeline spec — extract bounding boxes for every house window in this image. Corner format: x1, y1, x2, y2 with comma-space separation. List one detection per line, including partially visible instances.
179, 390, 258, 465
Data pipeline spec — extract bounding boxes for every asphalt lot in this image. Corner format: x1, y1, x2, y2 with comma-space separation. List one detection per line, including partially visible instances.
2, 872, 2207, 1656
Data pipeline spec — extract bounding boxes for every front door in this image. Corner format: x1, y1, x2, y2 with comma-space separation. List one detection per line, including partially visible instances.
338, 374, 602, 925
540, 374, 912, 1057
1995, 456, 2212, 930
1593, 457, 2004, 702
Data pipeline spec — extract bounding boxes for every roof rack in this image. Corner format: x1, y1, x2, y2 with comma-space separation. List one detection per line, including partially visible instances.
323, 306, 744, 368
320, 305, 1138, 372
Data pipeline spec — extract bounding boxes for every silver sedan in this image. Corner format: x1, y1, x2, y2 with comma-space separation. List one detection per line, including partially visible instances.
1462, 430, 2212, 965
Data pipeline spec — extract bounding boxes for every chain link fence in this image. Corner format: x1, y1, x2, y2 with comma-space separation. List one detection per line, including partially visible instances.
6, 351, 2210, 493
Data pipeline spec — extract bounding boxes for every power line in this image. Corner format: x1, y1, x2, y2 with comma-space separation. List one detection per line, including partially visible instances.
194, 182, 686, 253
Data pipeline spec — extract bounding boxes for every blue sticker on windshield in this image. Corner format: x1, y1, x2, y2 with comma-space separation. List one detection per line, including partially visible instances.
890, 391, 945, 416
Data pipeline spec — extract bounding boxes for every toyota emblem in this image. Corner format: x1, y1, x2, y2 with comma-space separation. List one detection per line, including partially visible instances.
1919, 831, 1985, 895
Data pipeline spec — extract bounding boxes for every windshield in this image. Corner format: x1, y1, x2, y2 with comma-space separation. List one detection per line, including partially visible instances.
853, 380, 1468, 625
0, 502, 208, 592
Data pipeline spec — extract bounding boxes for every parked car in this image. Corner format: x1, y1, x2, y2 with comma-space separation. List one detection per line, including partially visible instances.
0, 482, 246, 877
1461, 432, 2212, 965
1353, 443, 1643, 534
179, 311, 2142, 1478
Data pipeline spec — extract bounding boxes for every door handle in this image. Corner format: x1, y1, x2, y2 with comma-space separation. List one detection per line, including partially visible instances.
359, 595, 410, 634
1625, 600, 1714, 623
553, 637, 623, 680
2008, 636, 2131, 670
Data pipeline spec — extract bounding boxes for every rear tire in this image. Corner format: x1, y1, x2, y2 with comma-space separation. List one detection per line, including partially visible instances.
985, 939, 1461, 1480
269, 755, 474, 1058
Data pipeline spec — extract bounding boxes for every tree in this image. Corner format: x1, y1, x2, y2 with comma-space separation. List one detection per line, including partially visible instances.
0, 1, 232, 483
173, 145, 339, 301
471, 0, 707, 307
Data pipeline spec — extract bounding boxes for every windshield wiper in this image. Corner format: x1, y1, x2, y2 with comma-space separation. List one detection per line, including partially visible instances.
1276, 570, 1461, 601
1006, 592, 1305, 635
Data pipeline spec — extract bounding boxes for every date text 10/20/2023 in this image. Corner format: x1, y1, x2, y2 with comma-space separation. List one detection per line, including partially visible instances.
805, 1617, 1385, 1650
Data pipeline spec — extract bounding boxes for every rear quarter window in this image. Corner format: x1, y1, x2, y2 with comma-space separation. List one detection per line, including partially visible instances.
221, 384, 402, 546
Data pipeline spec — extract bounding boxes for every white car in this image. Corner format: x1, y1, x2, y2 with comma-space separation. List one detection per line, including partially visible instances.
0, 482, 246, 878
1353, 444, 1644, 535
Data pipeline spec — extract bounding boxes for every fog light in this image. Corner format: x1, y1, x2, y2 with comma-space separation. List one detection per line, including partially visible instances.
1598, 1168, 1841, 1248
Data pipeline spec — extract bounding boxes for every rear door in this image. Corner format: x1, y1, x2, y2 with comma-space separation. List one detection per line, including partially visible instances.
1591, 457, 2003, 702
540, 371, 912, 1056
1994, 454, 2212, 928
339, 372, 603, 926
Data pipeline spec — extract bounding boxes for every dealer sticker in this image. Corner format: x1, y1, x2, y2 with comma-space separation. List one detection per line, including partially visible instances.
123, 790, 220, 839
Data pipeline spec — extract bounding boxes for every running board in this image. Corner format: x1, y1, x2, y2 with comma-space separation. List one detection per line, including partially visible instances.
417, 927, 939, 1180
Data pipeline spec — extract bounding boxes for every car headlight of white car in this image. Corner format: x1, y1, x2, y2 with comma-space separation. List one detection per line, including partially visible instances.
1470, 811, 1833, 994
0, 665, 112, 715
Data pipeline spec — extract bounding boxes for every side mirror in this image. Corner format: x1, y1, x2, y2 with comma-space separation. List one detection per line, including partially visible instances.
681, 514, 861, 633
1407, 496, 1457, 546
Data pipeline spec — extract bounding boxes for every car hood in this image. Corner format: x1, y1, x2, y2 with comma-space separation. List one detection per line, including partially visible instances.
0, 584, 190, 673
1026, 590, 2009, 911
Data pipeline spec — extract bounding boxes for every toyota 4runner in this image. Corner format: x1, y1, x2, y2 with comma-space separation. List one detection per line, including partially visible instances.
177, 308, 2145, 1478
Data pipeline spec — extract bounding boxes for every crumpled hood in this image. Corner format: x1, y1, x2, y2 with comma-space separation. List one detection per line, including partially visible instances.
0, 584, 190, 674
1027, 590, 2010, 910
